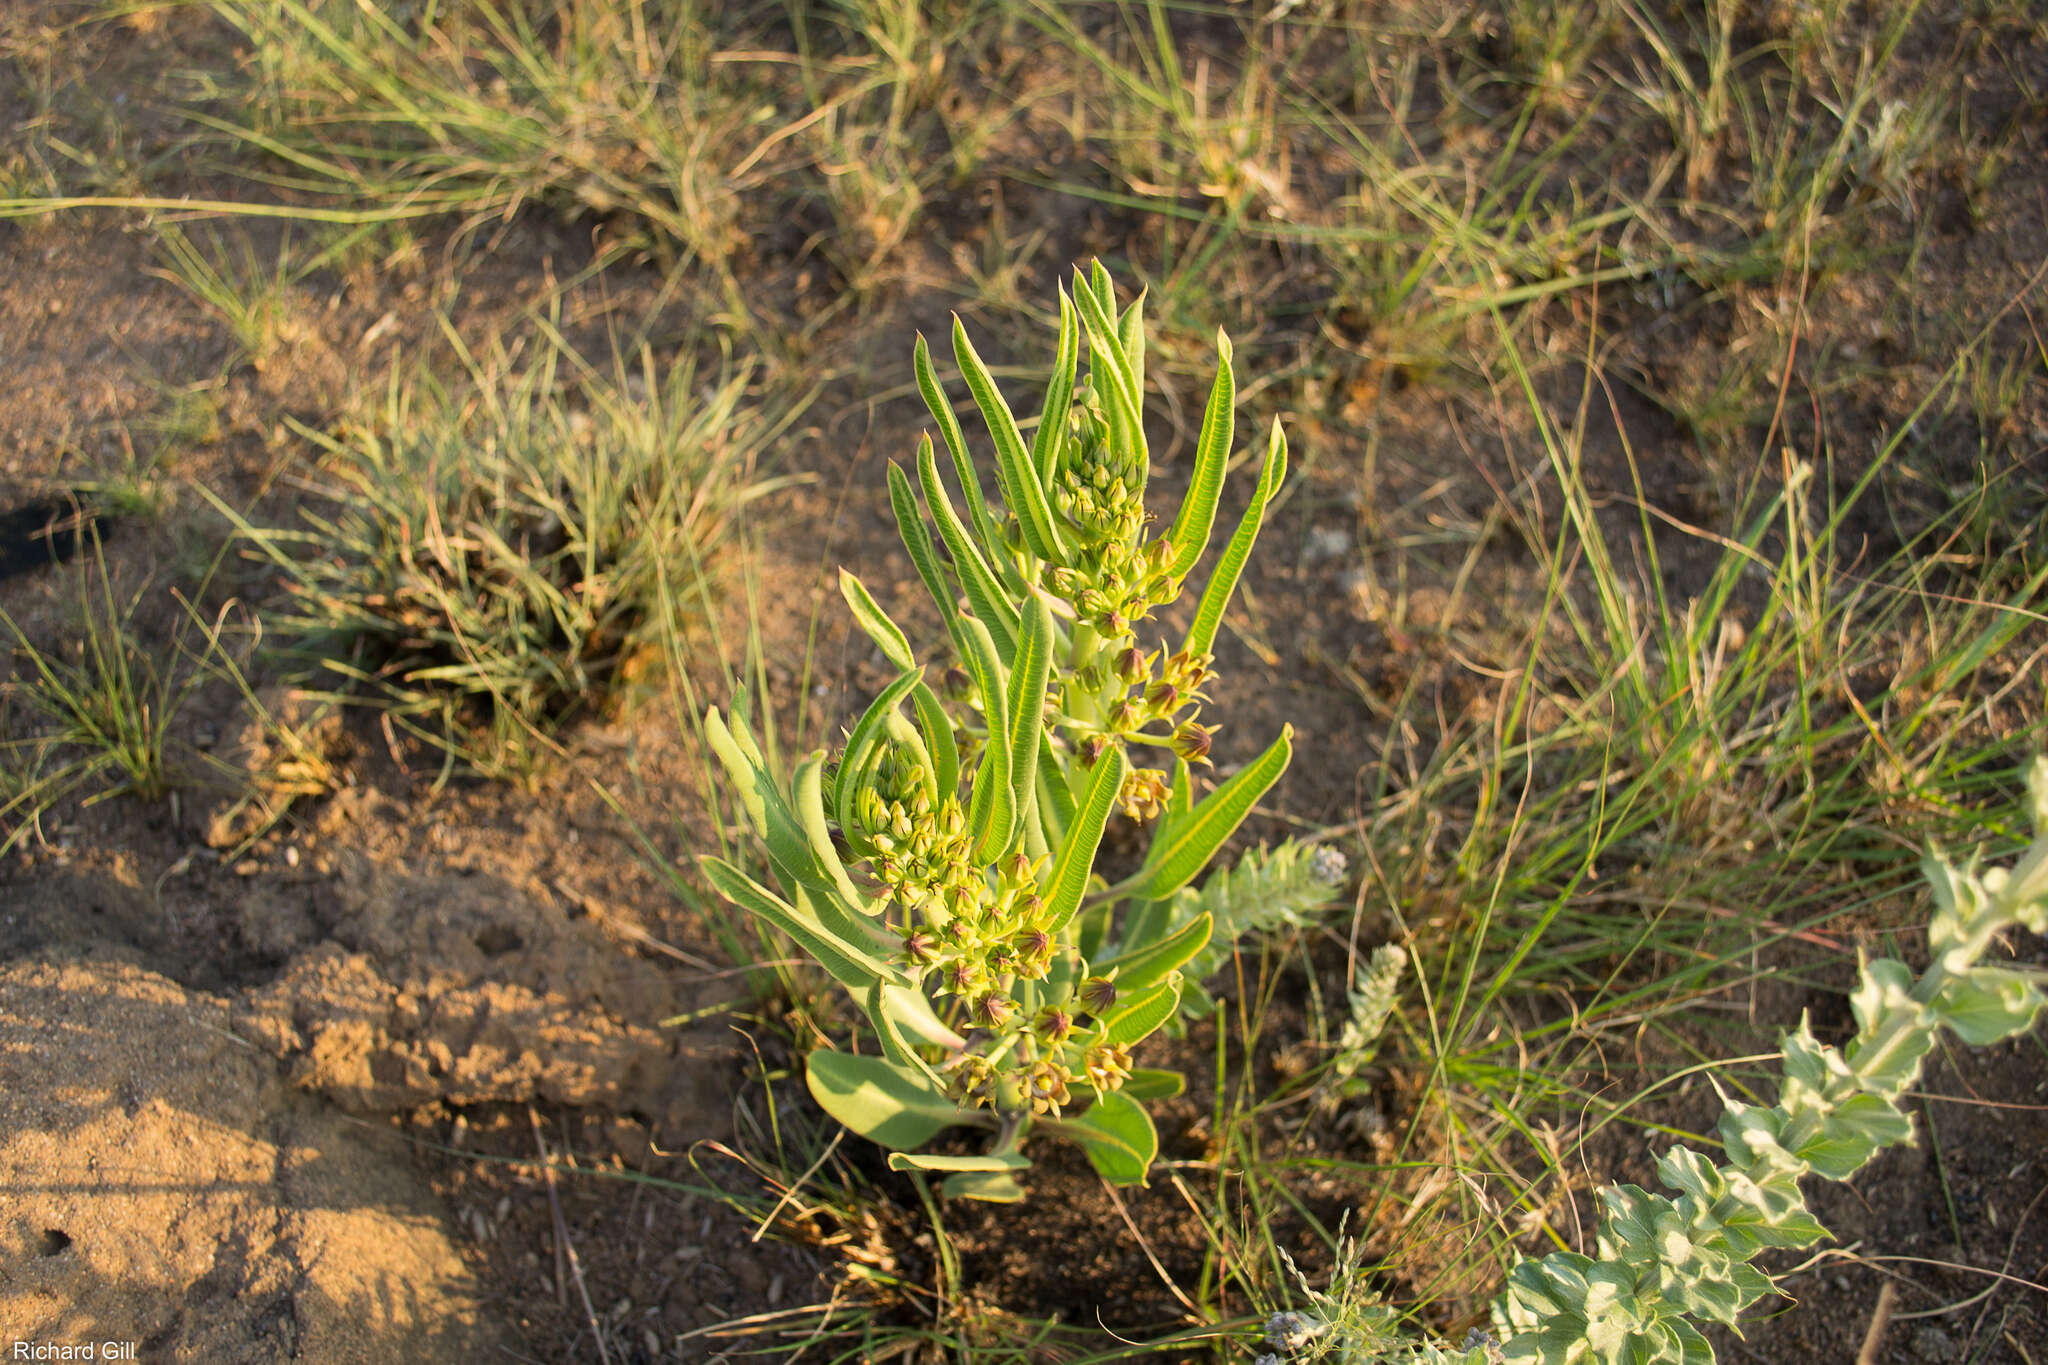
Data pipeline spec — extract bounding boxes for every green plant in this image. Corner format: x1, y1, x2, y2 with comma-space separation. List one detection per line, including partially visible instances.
147, 221, 310, 372
207, 320, 788, 779
1252, 757, 2048, 1363
703, 261, 1316, 1199
0, 528, 238, 854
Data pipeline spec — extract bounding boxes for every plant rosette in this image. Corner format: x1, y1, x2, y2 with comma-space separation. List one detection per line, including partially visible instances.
704, 262, 1319, 1200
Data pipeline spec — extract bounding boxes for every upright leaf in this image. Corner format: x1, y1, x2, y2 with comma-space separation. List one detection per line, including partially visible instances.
795, 753, 876, 915
1138, 725, 1294, 900
1118, 288, 1147, 420
1030, 289, 1080, 484
1186, 417, 1287, 660
1164, 330, 1234, 580
958, 616, 1016, 859
830, 668, 926, 830
952, 316, 1066, 565
888, 456, 962, 644
909, 681, 960, 805
917, 435, 1021, 656
1041, 746, 1129, 933
839, 569, 914, 671
1005, 595, 1054, 822
1071, 273, 1143, 459
914, 332, 1011, 581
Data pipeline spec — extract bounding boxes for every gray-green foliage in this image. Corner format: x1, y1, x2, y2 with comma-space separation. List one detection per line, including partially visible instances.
1166, 841, 1350, 1021
705, 262, 1305, 1197
1258, 757, 2048, 1364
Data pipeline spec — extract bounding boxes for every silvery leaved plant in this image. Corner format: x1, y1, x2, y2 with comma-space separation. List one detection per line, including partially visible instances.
1256, 756, 2048, 1363
703, 262, 1316, 1199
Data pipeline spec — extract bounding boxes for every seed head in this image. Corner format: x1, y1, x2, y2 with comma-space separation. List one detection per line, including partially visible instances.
1012, 927, 1054, 978
944, 960, 985, 998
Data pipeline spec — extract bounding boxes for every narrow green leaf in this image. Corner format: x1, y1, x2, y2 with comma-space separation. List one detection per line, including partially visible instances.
806, 1049, 975, 1151
831, 668, 927, 831
909, 681, 960, 806
1053, 1089, 1156, 1186
1186, 417, 1287, 660
1094, 913, 1213, 993
708, 709, 875, 930
915, 332, 1011, 581
1089, 259, 1117, 318
701, 856, 886, 991
958, 616, 1016, 860
1070, 272, 1142, 456
1098, 977, 1182, 1049
1030, 289, 1080, 484
839, 568, 914, 671
1138, 725, 1294, 901
875, 980, 968, 1051
887, 1151, 1030, 1173
1005, 595, 1054, 821
1118, 288, 1147, 417
1042, 746, 1129, 934
1164, 330, 1234, 580
916, 435, 1021, 657
795, 753, 877, 915
888, 455, 961, 644
1034, 734, 1076, 855
952, 316, 1065, 565
867, 979, 947, 1088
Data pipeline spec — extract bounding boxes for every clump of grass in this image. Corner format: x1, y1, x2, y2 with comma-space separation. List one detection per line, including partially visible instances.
208, 320, 797, 780
0, 529, 237, 854
147, 222, 313, 373
193, 0, 958, 274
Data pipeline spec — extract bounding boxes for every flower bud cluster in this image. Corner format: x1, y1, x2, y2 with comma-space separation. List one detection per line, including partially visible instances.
1042, 402, 1181, 642
849, 739, 1141, 1118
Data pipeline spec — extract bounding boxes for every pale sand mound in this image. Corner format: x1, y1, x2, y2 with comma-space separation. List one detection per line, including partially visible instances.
0, 955, 518, 1361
